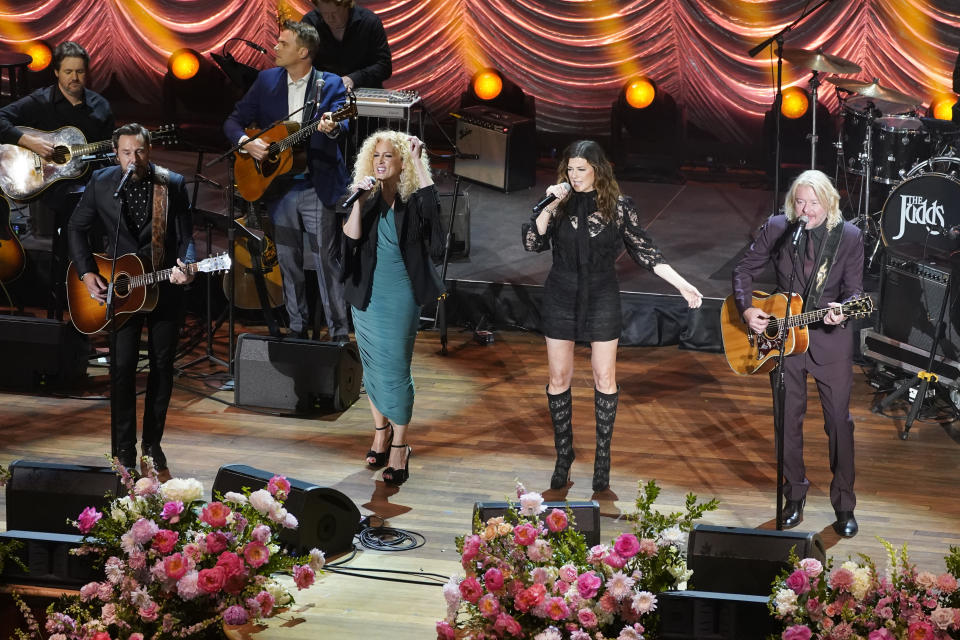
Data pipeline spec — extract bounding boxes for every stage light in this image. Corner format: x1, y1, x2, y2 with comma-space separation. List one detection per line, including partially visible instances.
624, 77, 656, 110
24, 42, 52, 72
472, 69, 503, 101
930, 94, 957, 121
781, 86, 809, 119
168, 49, 201, 80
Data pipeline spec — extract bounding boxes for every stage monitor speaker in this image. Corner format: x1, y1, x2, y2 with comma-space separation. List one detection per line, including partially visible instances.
6, 460, 123, 535
472, 501, 600, 547
453, 105, 536, 193
877, 256, 960, 362
212, 464, 361, 557
687, 524, 825, 596
0, 530, 99, 588
0, 316, 88, 390
658, 590, 776, 639
234, 334, 362, 413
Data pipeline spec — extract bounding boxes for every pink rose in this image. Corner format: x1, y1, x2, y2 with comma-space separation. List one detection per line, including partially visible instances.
587, 544, 608, 564
603, 552, 627, 569
544, 596, 570, 620
459, 576, 483, 603
513, 523, 537, 546
163, 553, 188, 581
293, 564, 315, 589
799, 558, 823, 578
514, 583, 546, 612
929, 607, 954, 631
161, 500, 184, 522
638, 538, 658, 556
462, 535, 481, 563
138, 601, 158, 622
785, 569, 811, 595
782, 625, 812, 640
152, 529, 178, 554
478, 593, 501, 619
197, 566, 226, 594
614, 533, 640, 559
868, 630, 895, 640
255, 590, 275, 617
267, 475, 291, 498
92, 633, 111, 640
251, 524, 271, 544
130, 518, 159, 544
76, 507, 102, 534
577, 571, 602, 599
559, 564, 579, 584
436, 621, 456, 640
577, 607, 598, 629
200, 501, 231, 528
205, 531, 228, 554
545, 508, 568, 532
244, 541, 270, 568
484, 567, 504, 591
494, 613, 522, 637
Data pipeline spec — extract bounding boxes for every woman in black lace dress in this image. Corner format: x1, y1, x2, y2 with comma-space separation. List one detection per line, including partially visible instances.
523, 140, 702, 492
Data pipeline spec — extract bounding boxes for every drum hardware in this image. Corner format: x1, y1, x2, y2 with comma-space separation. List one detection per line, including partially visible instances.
824, 77, 922, 110
906, 155, 960, 179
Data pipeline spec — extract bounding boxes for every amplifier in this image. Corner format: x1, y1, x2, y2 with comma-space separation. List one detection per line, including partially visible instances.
862, 328, 960, 387
453, 105, 536, 192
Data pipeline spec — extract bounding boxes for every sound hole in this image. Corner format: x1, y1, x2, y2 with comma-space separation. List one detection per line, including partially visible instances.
51, 146, 70, 164
114, 274, 130, 297
763, 322, 779, 339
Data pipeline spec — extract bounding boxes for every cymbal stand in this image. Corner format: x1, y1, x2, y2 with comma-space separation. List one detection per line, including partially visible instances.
808, 71, 821, 169
859, 106, 885, 270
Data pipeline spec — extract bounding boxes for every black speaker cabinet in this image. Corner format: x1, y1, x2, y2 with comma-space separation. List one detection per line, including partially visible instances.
212, 464, 361, 556
687, 524, 825, 596
234, 333, 361, 413
0, 315, 88, 390
6, 460, 123, 535
658, 590, 776, 639
877, 256, 960, 361
472, 501, 600, 547
0, 530, 100, 588
453, 105, 536, 192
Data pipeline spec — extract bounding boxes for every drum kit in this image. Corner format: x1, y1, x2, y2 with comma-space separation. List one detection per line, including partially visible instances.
782, 48, 960, 266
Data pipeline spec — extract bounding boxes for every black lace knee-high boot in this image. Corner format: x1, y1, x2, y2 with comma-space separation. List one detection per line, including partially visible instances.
547, 386, 574, 490
592, 386, 619, 492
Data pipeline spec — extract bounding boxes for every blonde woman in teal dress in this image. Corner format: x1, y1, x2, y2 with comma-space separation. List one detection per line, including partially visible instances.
341, 130, 444, 486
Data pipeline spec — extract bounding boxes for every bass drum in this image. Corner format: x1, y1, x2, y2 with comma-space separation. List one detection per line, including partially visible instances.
905, 155, 960, 179
881, 172, 960, 260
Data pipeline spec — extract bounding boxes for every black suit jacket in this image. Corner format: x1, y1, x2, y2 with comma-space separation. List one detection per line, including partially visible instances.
67, 164, 194, 278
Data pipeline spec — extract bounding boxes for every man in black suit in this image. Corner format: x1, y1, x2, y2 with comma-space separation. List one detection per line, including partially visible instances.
68, 123, 195, 481
301, 0, 392, 91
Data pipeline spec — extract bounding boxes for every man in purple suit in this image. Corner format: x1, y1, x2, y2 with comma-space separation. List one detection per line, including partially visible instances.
224, 21, 350, 341
733, 169, 864, 537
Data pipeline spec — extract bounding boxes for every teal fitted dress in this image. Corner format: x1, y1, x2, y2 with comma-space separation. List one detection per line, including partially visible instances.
351, 208, 420, 425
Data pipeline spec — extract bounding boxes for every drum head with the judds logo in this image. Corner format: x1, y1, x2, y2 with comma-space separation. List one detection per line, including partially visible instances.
881, 173, 960, 261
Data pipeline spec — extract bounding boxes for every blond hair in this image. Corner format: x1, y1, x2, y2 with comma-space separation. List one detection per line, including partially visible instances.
783, 169, 842, 230
350, 130, 429, 203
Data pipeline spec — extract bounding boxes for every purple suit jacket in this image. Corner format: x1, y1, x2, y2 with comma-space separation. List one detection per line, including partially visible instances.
732, 214, 864, 365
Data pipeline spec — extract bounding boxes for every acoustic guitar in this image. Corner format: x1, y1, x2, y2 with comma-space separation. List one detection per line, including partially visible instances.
0, 125, 178, 201
223, 218, 284, 310
234, 96, 357, 202
720, 291, 874, 376
0, 196, 25, 283
66, 253, 231, 335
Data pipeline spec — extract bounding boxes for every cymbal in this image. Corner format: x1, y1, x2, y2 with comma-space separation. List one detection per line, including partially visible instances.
782, 48, 861, 75
825, 77, 921, 107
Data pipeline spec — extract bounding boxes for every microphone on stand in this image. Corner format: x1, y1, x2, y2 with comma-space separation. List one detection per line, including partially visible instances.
241, 39, 269, 55
343, 176, 376, 208
311, 75, 325, 118
791, 216, 809, 248
113, 163, 137, 199
532, 183, 571, 214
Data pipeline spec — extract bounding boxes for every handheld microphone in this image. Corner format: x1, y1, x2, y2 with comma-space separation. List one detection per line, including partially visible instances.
343, 176, 376, 208
532, 183, 571, 214
113, 163, 137, 199
791, 216, 809, 247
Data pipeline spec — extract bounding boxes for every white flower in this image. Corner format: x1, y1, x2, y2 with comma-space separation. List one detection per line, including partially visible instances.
159, 478, 203, 504
658, 525, 686, 549
773, 588, 798, 616
105, 556, 124, 584
533, 627, 562, 640
668, 560, 693, 587
442, 576, 461, 621
518, 491, 547, 516
264, 578, 293, 606
605, 572, 636, 600
223, 491, 248, 505
630, 591, 658, 614
308, 548, 326, 572
851, 567, 871, 601
617, 627, 642, 640
249, 489, 276, 515
283, 512, 298, 529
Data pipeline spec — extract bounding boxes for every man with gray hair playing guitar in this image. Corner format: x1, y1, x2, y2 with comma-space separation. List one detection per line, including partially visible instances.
731, 169, 865, 538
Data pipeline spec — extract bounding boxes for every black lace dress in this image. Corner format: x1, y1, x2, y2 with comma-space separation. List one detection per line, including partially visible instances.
522, 191, 664, 342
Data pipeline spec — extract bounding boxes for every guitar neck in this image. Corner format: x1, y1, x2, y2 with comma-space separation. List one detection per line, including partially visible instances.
274, 118, 324, 153
784, 303, 853, 329
70, 139, 112, 158
126, 262, 199, 290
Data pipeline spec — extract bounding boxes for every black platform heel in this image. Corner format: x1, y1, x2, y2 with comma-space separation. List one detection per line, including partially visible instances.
383, 444, 412, 486
365, 422, 394, 468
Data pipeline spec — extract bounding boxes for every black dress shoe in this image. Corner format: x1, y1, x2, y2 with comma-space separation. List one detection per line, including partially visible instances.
833, 511, 858, 538
781, 498, 805, 529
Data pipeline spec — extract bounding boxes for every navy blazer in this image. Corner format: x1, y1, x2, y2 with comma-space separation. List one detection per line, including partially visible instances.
67, 164, 194, 277
223, 66, 350, 207
732, 214, 864, 364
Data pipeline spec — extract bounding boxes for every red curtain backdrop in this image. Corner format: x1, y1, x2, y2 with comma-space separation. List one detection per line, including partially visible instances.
2, 0, 959, 143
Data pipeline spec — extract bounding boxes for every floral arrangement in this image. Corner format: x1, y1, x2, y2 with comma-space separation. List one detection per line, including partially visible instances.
12, 459, 326, 640
438, 480, 719, 640
770, 540, 960, 640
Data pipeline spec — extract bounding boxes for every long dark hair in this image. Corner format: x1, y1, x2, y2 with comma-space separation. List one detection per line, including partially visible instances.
555, 140, 620, 223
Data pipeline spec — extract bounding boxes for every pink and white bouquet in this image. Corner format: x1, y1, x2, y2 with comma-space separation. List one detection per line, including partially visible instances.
770, 540, 960, 640
14, 460, 325, 639
437, 480, 718, 640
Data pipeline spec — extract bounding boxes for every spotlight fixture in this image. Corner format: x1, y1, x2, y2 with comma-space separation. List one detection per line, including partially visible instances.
780, 86, 810, 120
930, 94, 958, 121
610, 76, 682, 179
168, 48, 201, 81
24, 42, 52, 72
472, 69, 503, 101
461, 67, 533, 117
623, 76, 656, 110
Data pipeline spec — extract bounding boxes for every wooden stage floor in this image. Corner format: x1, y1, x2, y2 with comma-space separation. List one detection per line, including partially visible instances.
2, 327, 960, 637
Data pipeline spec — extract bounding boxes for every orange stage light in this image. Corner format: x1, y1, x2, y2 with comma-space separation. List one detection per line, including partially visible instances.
24, 42, 52, 72
472, 70, 503, 101
168, 49, 200, 80
624, 77, 656, 110
781, 86, 809, 119
931, 94, 957, 121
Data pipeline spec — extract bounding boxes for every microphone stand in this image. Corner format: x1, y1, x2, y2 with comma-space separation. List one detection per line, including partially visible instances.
107, 166, 133, 464
748, 0, 834, 216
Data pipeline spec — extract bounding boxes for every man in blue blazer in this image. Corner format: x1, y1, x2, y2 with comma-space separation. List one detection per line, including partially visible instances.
224, 21, 350, 341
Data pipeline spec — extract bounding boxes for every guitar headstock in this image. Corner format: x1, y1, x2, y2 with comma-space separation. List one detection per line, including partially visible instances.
151, 125, 179, 147
198, 252, 232, 274
332, 94, 358, 122
843, 295, 875, 319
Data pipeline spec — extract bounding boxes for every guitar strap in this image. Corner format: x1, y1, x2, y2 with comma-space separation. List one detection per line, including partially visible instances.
150, 166, 171, 272
802, 221, 843, 312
